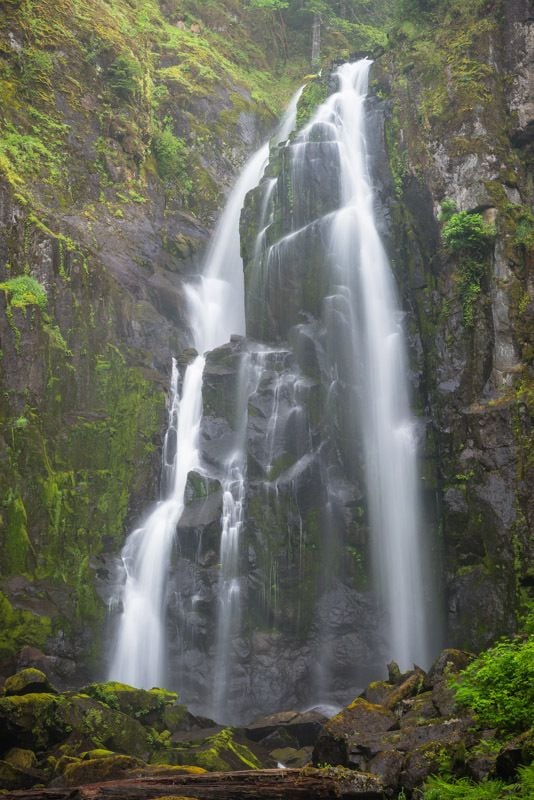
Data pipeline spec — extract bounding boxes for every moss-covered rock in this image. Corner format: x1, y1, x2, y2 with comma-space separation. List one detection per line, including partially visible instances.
80, 682, 178, 723
3, 748, 38, 771
151, 728, 262, 772
0, 690, 150, 758
61, 754, 146, 786
3, 667, 56, 697
0, 759, 44, 790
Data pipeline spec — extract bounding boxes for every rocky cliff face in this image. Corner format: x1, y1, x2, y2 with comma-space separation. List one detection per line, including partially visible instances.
0, 0, 280, 684
376, 0, 533, 649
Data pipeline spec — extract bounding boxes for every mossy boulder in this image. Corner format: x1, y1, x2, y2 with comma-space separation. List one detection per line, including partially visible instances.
0, 759, 44, 790
0, 691, 149, 758
61, 754, 146, 786
80, 749, 115, 759
79, 682, 178, 725
151, 728, 262, 772
58, 694, 150, 758
0, 693, 68, 751
3, 747, 38, 770
3, 668, 57, 697
313, 699, 397, 767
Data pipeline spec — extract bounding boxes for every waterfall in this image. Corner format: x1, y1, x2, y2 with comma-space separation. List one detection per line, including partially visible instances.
244, 58, 432, 689
325, 60, 430, 669
108, 87, 303, 691
301, 60, 430, 670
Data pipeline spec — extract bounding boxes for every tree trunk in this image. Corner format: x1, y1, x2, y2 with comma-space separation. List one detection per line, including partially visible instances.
1, 768, 385, 800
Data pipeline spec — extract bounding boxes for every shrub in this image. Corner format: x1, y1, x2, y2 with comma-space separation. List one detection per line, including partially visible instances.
108, 54, 142, 100
442, 210, 494, 256
441, 209, 494, 326
152, 122, 192, 200
0, 275, 48, 310
423, 764, 534, 800
451, 635, 534, 732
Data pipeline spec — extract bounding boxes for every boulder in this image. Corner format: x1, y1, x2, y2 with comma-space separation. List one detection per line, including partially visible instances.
246, 709, 327, 748
399, 741, 446, 791
3, 747, 38, 770
79, 682, 178, 726
270, 746, 312, 768
368, 749, 404, 786
0, 691, 150, 758
150, 727, 265, 772
495, 730, 534, 780
3, 668, 57, 697
398, 692, 439, 728
361, 680, 393, 706
313, 698, 396, 767
0, 759, 45, 790
382, 668, 426, 711
60, 754, 146, 786
425, 649, 474, 688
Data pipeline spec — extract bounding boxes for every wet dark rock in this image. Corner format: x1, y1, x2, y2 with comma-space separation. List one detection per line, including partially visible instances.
270, 746, 312, 767
495, 730, 534, 780
313, 699, 397, 767
367, 749, 404, 786
399, 742, 445, 791
180, 472, 223, 528
246, 709, 327, 748
0, 759, 45, 790
425, 648, 474, 687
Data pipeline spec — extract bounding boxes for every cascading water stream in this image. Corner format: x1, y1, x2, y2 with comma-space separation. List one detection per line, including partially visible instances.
109, 87, 303, 693
245, 59, 432, 687
294, 59, 430, 670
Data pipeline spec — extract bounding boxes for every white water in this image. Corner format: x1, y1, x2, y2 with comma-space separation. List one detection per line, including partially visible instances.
109, 356, 204, 688
109, 87, 303, 691
295, 59, 429, 669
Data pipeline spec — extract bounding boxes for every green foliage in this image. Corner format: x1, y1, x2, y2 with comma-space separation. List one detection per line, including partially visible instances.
442, 211, 494, 256
423, 764, 534, 800
0, 591, 52, 662
107, 54, 142, 100
441, 210, 494, 327
451, 635, 534, 732
295, 79, 328, 130
439, 198, 458, 222
152, 121, 192, 199
249, 0, 289, 8
2, 492, 32, 574
423, 775, 512, 799
0, 275, 48, 311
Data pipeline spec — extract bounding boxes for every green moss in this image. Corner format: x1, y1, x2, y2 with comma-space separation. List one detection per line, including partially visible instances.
295, 78, 328, 131
81, 682, 178, 721
2, 493, 32, 574
0, 275, 48, 311
153, 728, 260, 772
0, 592, 52, 663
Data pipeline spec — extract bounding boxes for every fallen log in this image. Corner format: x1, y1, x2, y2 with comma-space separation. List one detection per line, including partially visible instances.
1, 767, 385, 800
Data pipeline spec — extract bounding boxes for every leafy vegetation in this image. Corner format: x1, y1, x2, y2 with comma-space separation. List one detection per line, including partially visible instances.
152, 121, 192, 201
0, 275, 48, 311
451, 635, 534, 732
423, 764, 534, 800
440, 206, 495, 327
442, 210, 495, 257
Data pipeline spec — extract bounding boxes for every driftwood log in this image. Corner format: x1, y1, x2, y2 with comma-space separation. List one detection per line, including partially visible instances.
1, 768, 385, 800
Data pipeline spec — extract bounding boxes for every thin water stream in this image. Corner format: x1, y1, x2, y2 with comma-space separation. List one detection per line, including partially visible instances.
109, 88, 304, 692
